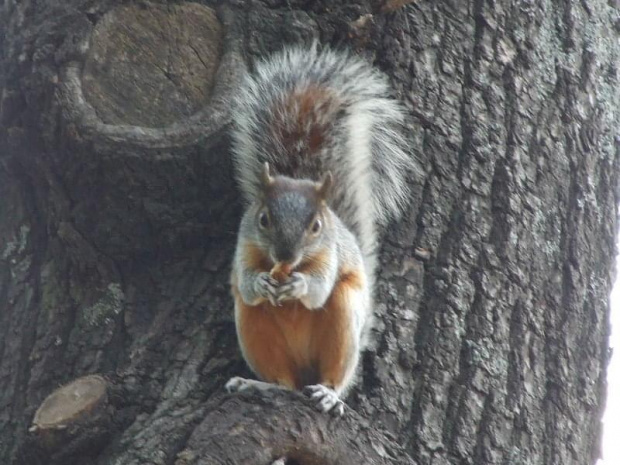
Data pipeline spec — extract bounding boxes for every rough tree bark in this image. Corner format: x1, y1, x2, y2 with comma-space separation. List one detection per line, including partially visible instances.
0, 0, 618, 464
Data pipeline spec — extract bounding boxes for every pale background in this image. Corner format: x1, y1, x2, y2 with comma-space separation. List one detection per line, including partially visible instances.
598, 234, 619, 465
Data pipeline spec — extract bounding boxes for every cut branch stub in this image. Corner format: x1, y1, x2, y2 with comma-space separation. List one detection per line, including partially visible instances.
176, 390, 417, 465
58, 3, 244, 148
28, 374, 112, 456
82, 3, 222, 128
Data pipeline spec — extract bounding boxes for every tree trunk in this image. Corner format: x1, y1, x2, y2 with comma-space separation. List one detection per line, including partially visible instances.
0, 0, 618, 464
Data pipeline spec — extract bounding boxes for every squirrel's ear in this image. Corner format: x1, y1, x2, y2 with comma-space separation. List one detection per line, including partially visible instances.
317, 171, 333, 200
261, 162, 274, 189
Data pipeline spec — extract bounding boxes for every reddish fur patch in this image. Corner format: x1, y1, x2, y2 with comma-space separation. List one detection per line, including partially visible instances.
234, 266, 365, 391
295, 86, 332, 153
244, 242, 272, 272
270, 85, 337, 166
234, 286, 312, 389
297, 248, 332, 276
338, 268, 364, 291
311, 268, 364, 389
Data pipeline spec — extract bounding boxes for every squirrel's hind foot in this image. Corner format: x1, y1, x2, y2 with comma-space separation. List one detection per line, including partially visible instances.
226, 378, 345, 415
303, 384, 345, 416
225, 376, 281, 393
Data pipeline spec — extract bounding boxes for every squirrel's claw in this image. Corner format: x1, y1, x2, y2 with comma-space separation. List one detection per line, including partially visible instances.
275, 272, 308, 303
255, 272, 280, 305
303, 384, 345, 416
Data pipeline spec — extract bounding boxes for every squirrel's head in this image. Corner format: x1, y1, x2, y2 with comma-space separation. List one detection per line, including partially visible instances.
255, 163, 333, 266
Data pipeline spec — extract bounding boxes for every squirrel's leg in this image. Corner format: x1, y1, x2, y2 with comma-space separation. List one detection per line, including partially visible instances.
305, 268, 368, 416
231, 286, 298, 390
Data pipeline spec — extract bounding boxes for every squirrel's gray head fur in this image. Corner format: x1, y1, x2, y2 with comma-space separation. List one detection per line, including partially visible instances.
249, 163, 333, 265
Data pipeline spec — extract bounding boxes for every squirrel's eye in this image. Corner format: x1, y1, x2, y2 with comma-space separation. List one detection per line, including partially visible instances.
311, 218, 322, 234
258, 212, 270, 229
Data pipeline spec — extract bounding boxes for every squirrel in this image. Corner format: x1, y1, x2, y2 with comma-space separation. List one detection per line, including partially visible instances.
225, 44, 417, 415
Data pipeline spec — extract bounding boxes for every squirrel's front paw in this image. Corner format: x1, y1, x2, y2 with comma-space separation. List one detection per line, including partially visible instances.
255, 272, 279, 305
303, 384, 345, 416
275, 272, 308, 303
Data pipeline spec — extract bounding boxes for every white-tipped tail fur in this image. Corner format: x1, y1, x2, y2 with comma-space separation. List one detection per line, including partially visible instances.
230, 44, 417, 276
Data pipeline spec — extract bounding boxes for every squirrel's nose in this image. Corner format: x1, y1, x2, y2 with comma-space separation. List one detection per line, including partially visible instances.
274, 242, 300, 264
275, 248, 295, 263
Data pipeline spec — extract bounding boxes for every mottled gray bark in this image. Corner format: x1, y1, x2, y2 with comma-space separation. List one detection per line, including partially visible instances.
0, 1, 618, 464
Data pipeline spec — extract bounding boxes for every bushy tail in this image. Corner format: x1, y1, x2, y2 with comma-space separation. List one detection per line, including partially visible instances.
230, 44, 420, 274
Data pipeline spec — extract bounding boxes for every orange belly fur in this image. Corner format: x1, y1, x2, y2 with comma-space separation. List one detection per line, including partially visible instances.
233, 242, 361, 391
233, 283, 353, 390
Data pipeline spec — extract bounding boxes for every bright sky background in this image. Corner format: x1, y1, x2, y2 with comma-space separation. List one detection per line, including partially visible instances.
598, 235, 619, 465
